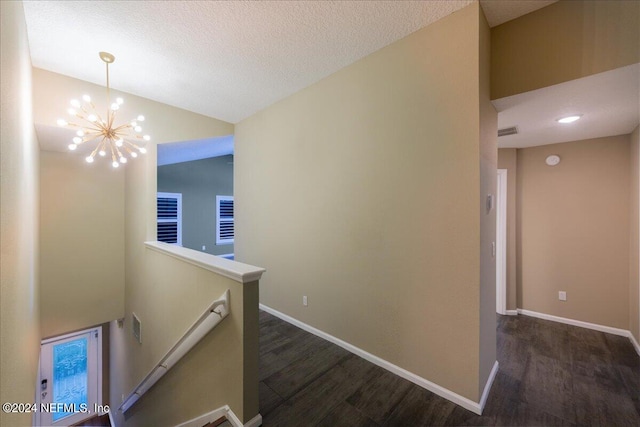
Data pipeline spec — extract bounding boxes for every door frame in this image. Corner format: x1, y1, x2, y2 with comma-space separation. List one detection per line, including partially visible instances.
496, 169, 507, 315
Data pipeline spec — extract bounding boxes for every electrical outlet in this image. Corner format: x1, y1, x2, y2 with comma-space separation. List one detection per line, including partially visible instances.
303, 296, 308, 306
559, 291, 567, 301
202, 245, 206, 251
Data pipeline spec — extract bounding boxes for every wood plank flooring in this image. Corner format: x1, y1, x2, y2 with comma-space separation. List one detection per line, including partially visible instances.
259, 310, 640, 426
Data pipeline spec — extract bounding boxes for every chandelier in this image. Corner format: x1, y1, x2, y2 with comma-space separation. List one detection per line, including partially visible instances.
57, 52, 150, 167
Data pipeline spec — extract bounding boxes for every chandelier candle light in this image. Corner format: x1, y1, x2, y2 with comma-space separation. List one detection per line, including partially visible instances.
57, 52, 150, 167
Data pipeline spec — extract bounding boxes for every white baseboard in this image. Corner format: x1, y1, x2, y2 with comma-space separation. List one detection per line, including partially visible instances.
517, 309, 628, 336
628, 331, 640, 357
259, 304, 493, 415
517, 309, 640, 357
242, 414, 263, 427
174, 405, 262, 427
479, 361, 499, 411
175, 406, 228, 427
505, 310, 518, 316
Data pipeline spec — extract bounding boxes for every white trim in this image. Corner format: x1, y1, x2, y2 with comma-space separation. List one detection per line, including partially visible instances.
225, 408, 242, 426
242, 413, 263, 427
259, 304, 492, 415
145, 241, 265, 283
517, 309, 629, 336
505, 310, 518, 316
518, 309, 640, 356
174, 406, 228, 427
630, 333, 640, 357
496, 169, 507, 315
175, 406, 262, 427
478, 361, 499, 412
224, 408, 262, 427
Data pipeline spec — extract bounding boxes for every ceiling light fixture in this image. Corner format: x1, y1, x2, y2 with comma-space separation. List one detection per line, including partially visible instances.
556, 115, 582, 124
57, 52, 150, 167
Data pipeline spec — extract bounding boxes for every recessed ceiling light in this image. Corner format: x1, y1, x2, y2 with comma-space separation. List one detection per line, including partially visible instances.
557, 115, 582, 124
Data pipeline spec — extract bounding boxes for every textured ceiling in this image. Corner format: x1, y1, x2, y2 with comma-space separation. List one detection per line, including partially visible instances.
23, 1, 475, 123
23, 0, 552, 125
493, 64, 640, 149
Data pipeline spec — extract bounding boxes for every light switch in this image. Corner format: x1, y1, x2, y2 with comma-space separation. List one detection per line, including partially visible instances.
486, 194, 494, 213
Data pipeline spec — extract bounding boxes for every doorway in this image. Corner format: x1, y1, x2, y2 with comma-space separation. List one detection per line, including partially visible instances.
36, 327, 103, 426
496, 169, 507, 315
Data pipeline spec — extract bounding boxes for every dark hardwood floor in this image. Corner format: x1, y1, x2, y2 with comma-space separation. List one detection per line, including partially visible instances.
258, 310, 640, 426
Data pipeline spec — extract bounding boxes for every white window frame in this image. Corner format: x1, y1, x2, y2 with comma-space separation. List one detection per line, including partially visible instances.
216, 195, 234, 245
157, 192, 182, 246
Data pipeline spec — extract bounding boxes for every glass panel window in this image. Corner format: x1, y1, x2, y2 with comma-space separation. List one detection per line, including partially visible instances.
52, 337, 88, 422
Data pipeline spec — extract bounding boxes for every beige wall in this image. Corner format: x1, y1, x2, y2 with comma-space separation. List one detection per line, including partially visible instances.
39, 151, 125, 338
117, 248, 257, 426
33, 68, 233, 146
630, 126, 639, 341
517, 136, 631, 329
491, 0, 640, 99
498, 149, 517, 310
0, 2, 41, 426
237, 3, 493, 402
478, 7, 497, 396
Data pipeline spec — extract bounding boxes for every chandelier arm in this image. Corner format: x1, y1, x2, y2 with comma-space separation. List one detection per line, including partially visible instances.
109, 139, 118, 163
113, 142, 125, 160
92, 111, 107, 128
123, 140, 140, 151
97, 139, 109, 156
80, 129, 104, 138
77, 135, 102, 146
112, 123, 132, 133
75, 122, 103, 133
106, 110, 114, 134
88, 140, 103, 158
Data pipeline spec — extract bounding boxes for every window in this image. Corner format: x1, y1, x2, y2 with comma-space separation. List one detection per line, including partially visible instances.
216, 195, 234, 245
157, 192, 182, 245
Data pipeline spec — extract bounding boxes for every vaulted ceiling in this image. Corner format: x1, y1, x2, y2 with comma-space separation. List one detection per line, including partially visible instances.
26, 1, 636, 154
23, 1, 554, 124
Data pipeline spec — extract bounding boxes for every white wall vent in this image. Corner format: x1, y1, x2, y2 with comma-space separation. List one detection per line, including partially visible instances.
498, 126, 518, 137
132, 313, 142, 344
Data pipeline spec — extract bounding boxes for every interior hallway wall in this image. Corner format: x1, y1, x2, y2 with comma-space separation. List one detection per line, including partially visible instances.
237, 3, 494, 403
478, 6, 498, 396
517, 135, 631, 329
491, 0, 640, 99
0, 2, 41, 426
